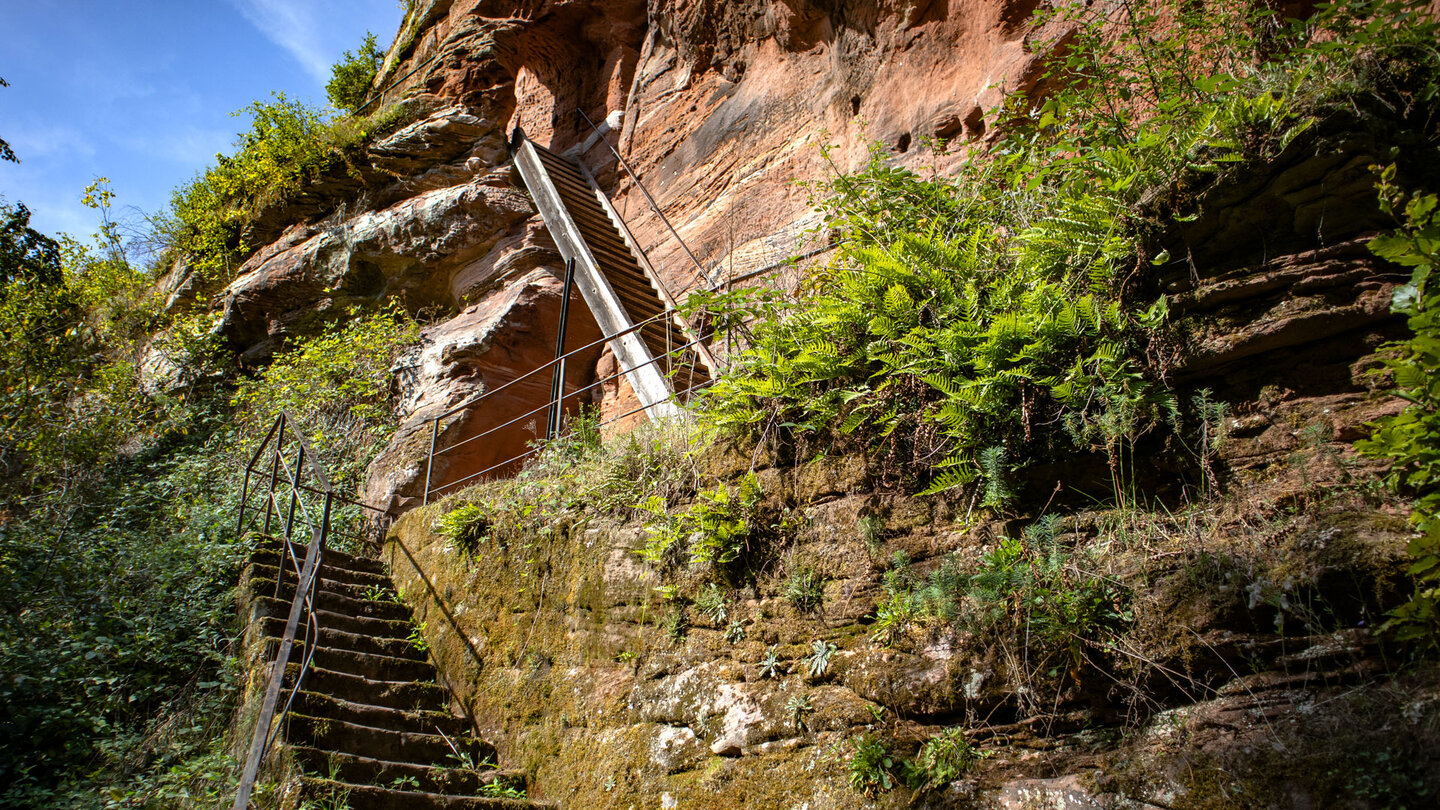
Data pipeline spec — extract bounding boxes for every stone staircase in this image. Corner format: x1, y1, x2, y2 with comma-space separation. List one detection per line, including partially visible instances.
242, 539, 545, 809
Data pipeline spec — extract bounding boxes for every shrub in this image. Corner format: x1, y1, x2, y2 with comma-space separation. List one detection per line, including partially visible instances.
231, 302, 417, 491
164, 93, 416, 282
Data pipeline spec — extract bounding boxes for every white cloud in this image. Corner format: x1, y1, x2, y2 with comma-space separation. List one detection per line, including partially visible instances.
228, 0, 334, 84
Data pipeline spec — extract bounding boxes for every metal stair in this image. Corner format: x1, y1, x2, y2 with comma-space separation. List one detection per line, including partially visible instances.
511, 133, 713, 417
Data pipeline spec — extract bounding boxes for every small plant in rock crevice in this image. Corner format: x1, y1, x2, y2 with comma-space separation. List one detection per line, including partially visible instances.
637, 472, 762, 578
784, 564, 825, 614
847, 734, 897, 794
662, 604, 689, 644
785, 693, 813, 732
695, 583, 730, 624
406, 621, 430, 654
724, 619, 746, 643
758, 644, 783, 679
806, 640, 838, 678
435, 501, 492, 557
903, 727, 984, 793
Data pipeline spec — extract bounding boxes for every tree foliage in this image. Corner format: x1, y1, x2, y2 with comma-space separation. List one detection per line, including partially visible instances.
326, 31, 384, 114
1, 202, 62, 285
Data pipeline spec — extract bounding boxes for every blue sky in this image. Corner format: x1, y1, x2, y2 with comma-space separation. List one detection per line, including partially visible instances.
0, 0, 403, 242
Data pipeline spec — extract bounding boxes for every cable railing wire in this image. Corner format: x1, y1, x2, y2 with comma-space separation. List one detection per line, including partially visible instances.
429, 333, 709, 462
425, 375, 719, 499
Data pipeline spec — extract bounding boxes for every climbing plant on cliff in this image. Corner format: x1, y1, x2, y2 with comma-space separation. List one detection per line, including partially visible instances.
699, 0, 1440, 503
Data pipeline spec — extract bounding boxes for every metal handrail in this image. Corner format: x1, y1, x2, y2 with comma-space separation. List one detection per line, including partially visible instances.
425, 375, 719, 499
426, 307, 681, 425
420, 329, 709, 502
230, 411, 389, 810
430, 334, 708, 462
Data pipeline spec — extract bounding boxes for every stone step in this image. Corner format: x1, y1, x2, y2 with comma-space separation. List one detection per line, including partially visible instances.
313, 605, 416, 639
297, 665, 446, 712
249, 561, 392, 604
288, 745, 522, 796
290, 692, 472, 739
249, 549, 395, 592
262, 579, 413, 623
285, 713, 487, 764
297, 778, 543, 810
256, 617, 428, 661
303, 645, 433, 682
251, 539, 388, 578
256, 640, 433, 684
248, 595, 415, 639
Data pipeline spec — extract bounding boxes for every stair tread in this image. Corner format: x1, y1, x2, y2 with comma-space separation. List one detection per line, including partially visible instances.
288, 745, 524, 795
298, 777, 543, 809
292, 692, 466, 735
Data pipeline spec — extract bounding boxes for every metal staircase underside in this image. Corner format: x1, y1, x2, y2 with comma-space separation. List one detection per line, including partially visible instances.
511, 135, 713, 418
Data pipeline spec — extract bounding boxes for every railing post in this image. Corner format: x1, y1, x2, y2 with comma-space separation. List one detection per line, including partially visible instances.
262, 416, 285, 535
548, 258, 576, 440
423, 417, 439, 506
236, 470, 252, 538
283, 445, 304, 554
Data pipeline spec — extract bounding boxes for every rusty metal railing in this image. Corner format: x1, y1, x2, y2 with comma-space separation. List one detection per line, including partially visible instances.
230, 411, 392, 810
419, 306, 716, 504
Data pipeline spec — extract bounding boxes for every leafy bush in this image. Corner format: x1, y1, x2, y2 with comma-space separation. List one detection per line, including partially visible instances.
1358, 167, 1440, 644
0, 412, 247, 807
326, 31, 384, 114
164, 93, 415, 281
231, 302, 417, 491
165, 93, 331, 279
637, 472, 762, 574
0, 201, 61, 285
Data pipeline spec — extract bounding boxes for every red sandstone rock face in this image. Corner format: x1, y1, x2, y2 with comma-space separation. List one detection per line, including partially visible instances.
332, 0, 1070, 475
362, 267, 603, 512
377, 0, 1065, 299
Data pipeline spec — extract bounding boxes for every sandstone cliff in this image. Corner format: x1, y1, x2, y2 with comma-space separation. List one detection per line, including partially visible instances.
208, 0, 1073, 512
